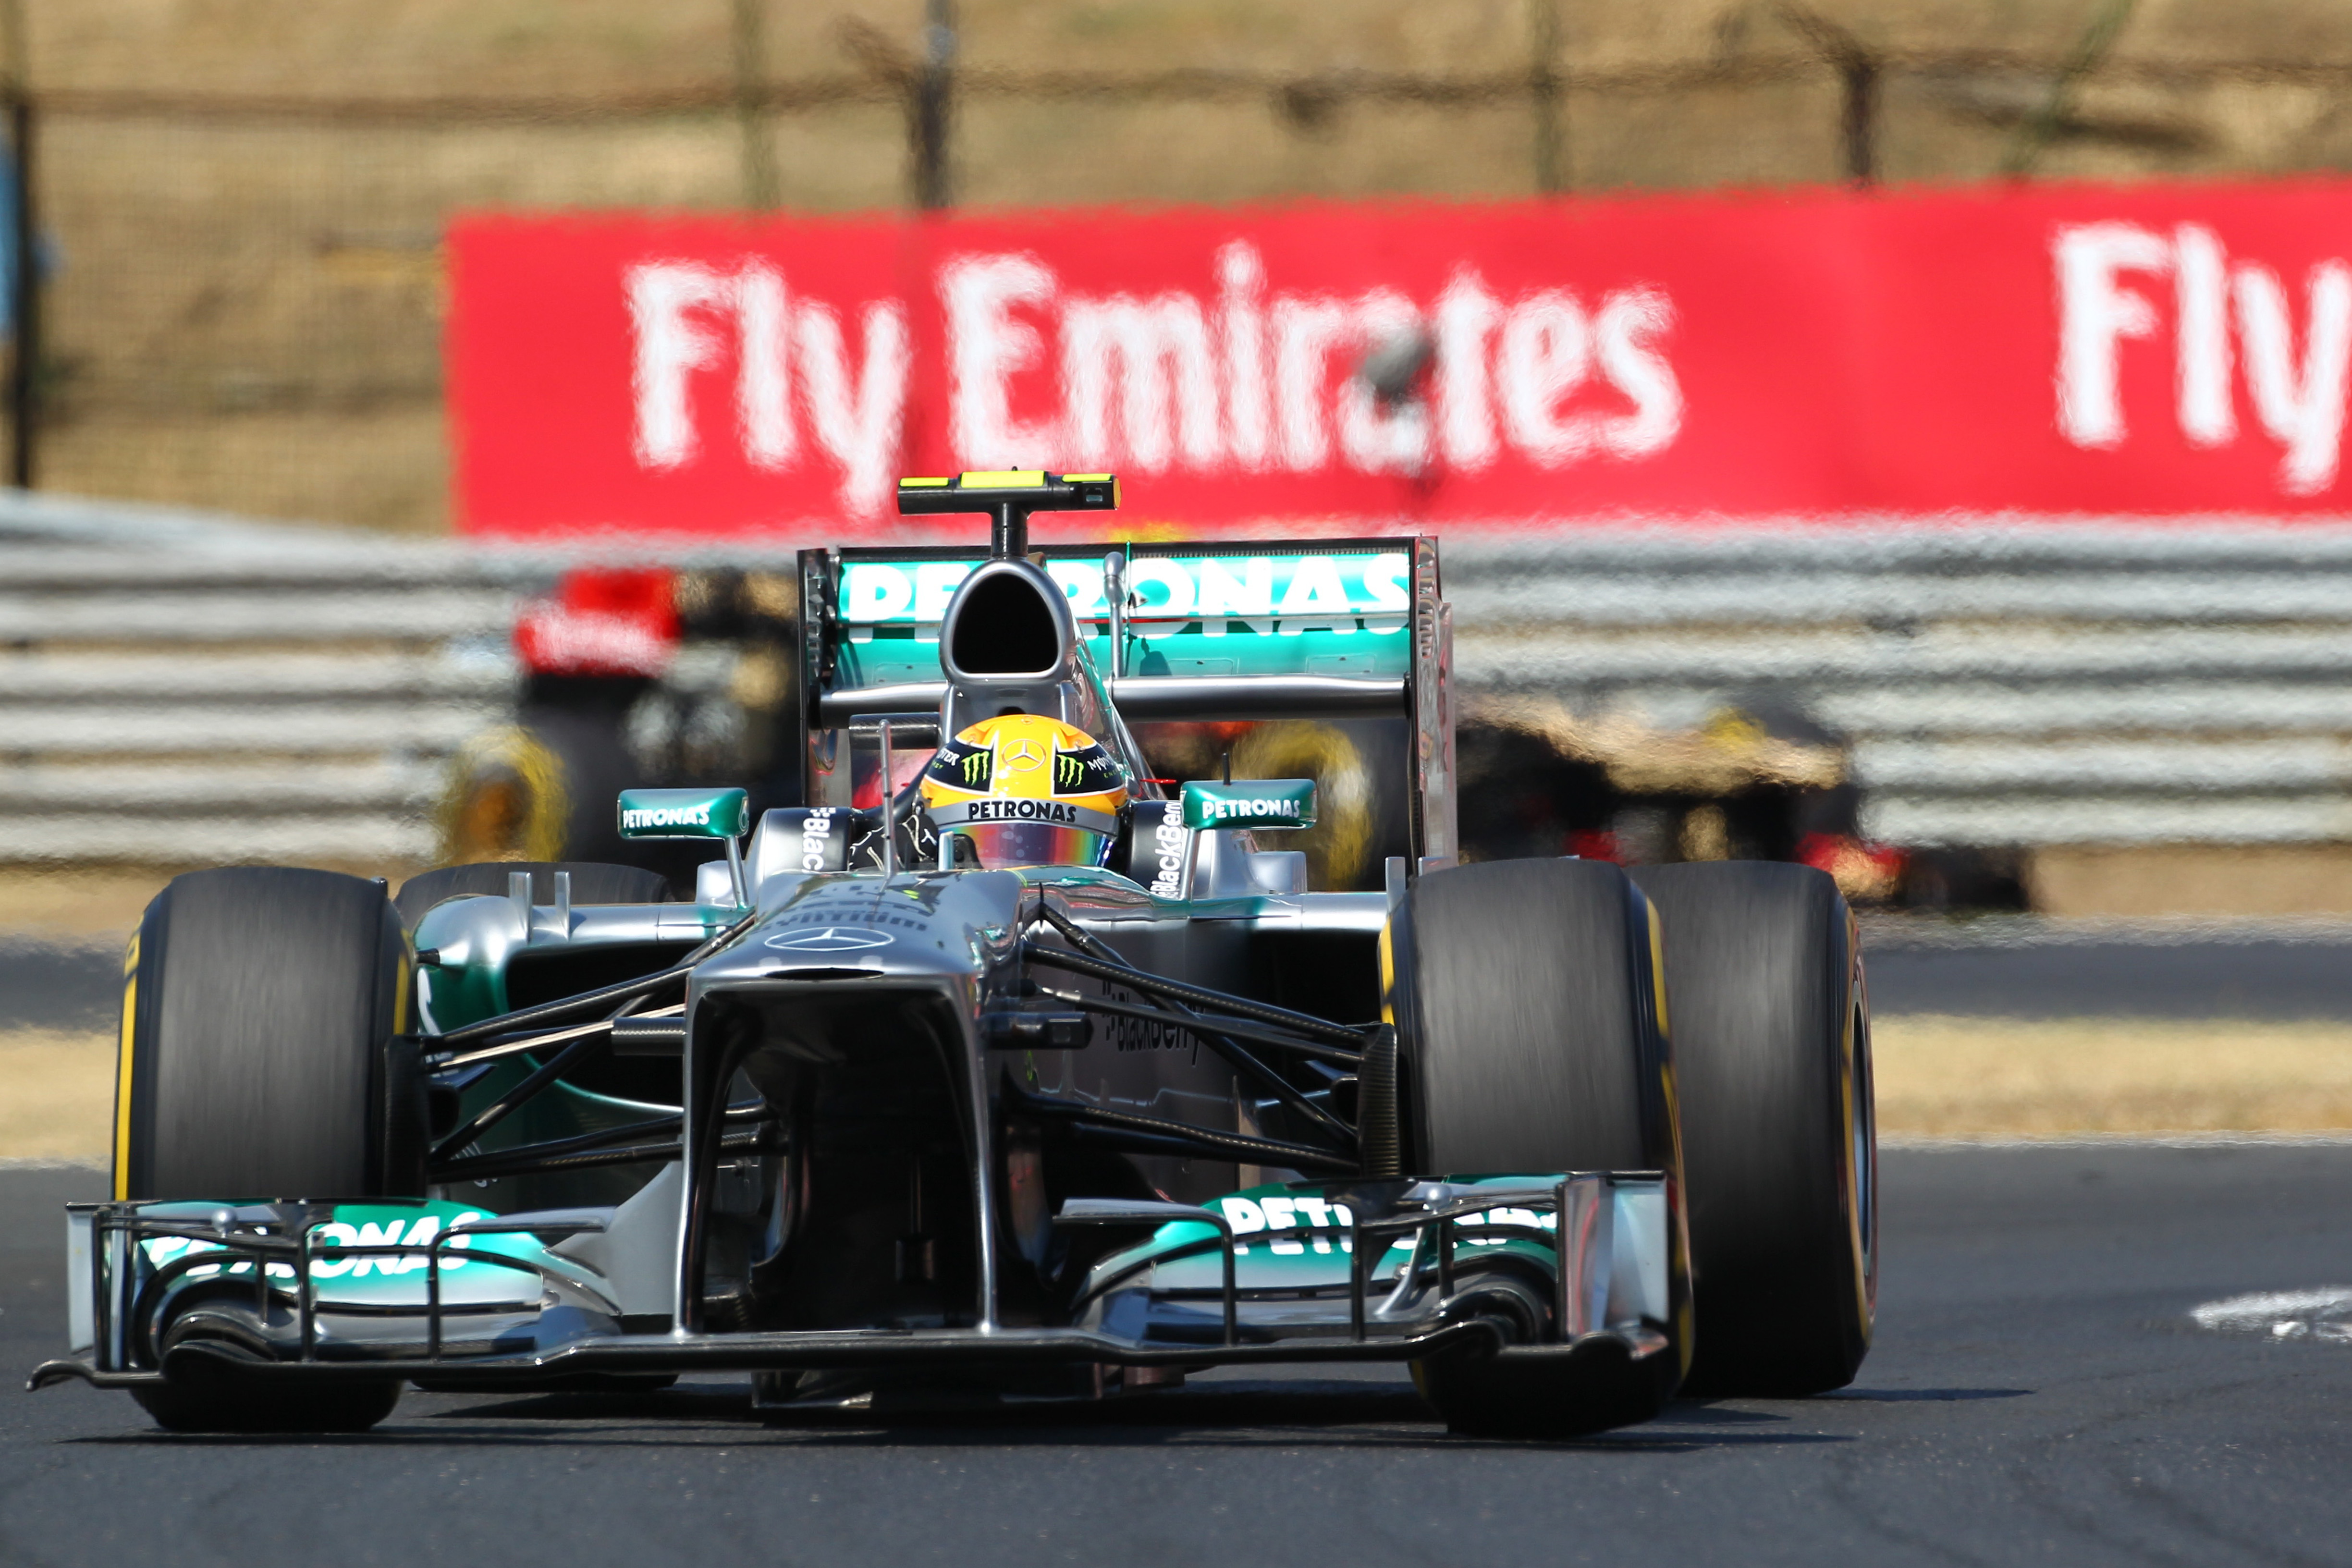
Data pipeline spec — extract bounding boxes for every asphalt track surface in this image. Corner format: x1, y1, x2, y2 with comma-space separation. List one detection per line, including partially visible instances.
9, 1143, 2352, 1566
0, 940, 118, 1031
1861, 929, 2352, 1021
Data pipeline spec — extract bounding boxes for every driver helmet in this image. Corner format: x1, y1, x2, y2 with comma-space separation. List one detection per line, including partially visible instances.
919, 713, 1128, 870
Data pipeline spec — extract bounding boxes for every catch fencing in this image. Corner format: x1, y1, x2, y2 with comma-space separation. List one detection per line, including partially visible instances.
22, 7, 2352, 531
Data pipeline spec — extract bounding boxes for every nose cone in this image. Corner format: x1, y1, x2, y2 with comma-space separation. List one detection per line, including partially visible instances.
693, 871, 1028, 988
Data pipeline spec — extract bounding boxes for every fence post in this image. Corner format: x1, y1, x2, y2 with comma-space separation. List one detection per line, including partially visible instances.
2, 0, 30, 488
914, 0, 956, 210
1529, 0, 1567, 194
1999, 0, 2137, 177
1839, 53, 1878, 185
731, 0, 780, 209
1776, 4, 1876, 186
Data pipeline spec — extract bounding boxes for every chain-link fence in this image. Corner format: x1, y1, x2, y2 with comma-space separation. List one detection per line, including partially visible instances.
21, 0, 2352, 532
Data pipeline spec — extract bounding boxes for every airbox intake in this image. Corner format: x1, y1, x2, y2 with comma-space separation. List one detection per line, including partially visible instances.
940, 560, 1076, 686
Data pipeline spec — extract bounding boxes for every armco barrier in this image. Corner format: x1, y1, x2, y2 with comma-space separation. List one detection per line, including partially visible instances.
1446, 523, 2352, 847
0, 493, 522, 868
5, 491, 2352, 865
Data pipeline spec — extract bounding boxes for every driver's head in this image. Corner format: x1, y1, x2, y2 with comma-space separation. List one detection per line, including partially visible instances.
919, 714, 1128, 869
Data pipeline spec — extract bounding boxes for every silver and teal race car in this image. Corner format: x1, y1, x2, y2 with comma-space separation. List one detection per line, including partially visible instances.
30, 472, 1875, 1437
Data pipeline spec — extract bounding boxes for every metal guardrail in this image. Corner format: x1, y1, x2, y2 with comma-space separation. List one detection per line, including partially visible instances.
5, 493, 2351, 862
0, 493, 523, 866
1446, 523, 2352, 847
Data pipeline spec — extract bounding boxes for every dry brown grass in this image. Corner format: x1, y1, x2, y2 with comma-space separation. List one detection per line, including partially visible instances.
2026, 846, 2352, 919
0, 868, 169, 941
0, 864, 432, 942
1874, 1014, 2352, 1138
0, 1028, 112, 1164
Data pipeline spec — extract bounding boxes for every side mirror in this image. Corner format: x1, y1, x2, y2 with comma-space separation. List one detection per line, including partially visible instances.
617, 787, 750, 907
1179, 778, 1317, 832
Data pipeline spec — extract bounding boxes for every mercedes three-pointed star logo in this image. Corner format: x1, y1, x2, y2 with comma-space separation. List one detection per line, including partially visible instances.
762, 927, 896, 953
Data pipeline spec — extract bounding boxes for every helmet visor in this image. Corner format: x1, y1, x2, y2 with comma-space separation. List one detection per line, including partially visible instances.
945, 821, 1113, 870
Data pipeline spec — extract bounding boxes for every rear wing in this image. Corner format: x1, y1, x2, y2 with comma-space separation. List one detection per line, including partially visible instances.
796, 536, 1456, 862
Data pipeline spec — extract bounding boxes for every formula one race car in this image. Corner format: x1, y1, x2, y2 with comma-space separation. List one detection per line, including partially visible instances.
31, 473, 1875, 1438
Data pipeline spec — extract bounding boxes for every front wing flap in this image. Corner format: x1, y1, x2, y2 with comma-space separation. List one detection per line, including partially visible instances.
32, 1173, 1672, 1391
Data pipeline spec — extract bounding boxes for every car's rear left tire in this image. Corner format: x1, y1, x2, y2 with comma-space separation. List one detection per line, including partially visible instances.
115, 866, 414, 1433
1628, 860, 1874, 1397
1395, 858, 1690, 1438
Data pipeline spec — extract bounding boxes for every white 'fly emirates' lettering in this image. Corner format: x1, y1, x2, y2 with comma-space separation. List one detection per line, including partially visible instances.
625, 244, 1683, 513
2055, 221, 2352, 495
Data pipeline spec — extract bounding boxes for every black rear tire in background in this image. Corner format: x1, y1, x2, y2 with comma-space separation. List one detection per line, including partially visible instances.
1627, 860, 1874, 1397
1397, 858, 1689, 1438
393, 860, 673, 931
115, 866, 414, 1433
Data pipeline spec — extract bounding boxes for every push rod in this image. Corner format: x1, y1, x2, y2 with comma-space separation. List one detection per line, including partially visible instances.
1023, 906, 1370, 1046
1019, 942, 1367, 1055
436, 1003, 686, 1072
1050, 1119, 1357, 1176
428, 1112, 680, 1173
1023, 898, 1355, 1144
429, 964, 691, 1053
427, 908, 761, 1054
425, 1101, 769, 1178
429, 1029, 611, 1165
1033, 985, 1357, 1147
434, 1126, 770, 1184
1034, 983, 1364, 1073
1009, 1084, 1355, 1173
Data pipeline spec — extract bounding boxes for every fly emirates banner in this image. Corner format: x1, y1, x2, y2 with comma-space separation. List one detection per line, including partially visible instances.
449, 181, 2352, 537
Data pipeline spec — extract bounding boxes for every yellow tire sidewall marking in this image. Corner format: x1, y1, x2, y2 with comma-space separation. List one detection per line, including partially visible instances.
112, 931, 139, 1201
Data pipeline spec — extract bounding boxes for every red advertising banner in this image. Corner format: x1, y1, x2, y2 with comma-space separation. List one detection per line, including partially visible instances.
449, 180, 2352, 538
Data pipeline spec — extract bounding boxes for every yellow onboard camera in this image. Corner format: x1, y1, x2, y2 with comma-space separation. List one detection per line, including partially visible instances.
896, 470, 1120, 557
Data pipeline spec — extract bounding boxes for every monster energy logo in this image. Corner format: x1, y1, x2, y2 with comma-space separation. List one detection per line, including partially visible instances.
959, 749, 992, 786
1055, 752, 1084, 788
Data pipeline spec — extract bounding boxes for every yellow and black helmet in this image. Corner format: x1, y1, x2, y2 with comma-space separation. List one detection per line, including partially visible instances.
919, 714, 1128, 869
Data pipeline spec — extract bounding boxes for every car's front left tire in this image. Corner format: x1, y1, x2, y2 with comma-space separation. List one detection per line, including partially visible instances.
116, 866, 416, 1433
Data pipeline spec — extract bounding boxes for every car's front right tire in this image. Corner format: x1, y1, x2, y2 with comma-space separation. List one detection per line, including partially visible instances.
1394, 858, 1691, 1438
